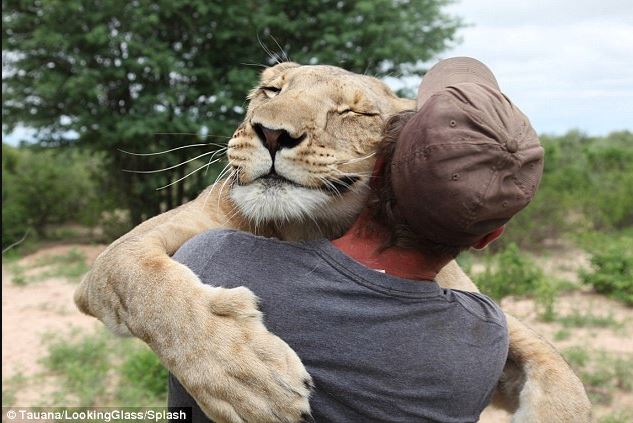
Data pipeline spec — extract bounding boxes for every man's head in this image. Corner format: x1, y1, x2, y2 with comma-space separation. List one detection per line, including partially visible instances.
371, 57, 544, 259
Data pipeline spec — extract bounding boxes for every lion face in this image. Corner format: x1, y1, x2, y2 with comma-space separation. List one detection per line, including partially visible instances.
227, 62, 413, 236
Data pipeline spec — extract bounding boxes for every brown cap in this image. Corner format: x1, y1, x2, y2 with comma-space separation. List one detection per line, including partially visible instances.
391, 57, 544, 247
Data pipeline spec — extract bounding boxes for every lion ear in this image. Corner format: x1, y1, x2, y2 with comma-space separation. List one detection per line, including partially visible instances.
260, 62, 300, 82
391, 97, 416, 112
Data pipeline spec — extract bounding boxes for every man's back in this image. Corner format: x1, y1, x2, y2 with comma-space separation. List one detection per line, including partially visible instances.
169, 230, 508, 423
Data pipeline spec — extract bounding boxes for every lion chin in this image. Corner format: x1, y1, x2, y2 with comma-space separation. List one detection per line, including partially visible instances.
230, 176, 369, 237
231, 180, 332, 224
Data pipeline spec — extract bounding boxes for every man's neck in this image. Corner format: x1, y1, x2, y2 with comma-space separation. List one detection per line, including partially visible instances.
331, 210, 447, 281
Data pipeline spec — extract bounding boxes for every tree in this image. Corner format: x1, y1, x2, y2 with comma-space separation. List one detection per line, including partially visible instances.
2, 144, 100, 246
2, 0, 461, 224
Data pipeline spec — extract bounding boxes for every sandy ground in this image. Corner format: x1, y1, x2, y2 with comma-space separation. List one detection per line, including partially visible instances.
2, 245, 106, 406
2, 243, 632, 421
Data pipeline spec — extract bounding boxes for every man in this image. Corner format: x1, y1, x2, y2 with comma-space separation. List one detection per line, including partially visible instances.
168, 57, 544, 422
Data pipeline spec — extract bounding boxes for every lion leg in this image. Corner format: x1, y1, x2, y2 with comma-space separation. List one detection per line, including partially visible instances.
435, 262, 591, 422
495, 314, 591, 422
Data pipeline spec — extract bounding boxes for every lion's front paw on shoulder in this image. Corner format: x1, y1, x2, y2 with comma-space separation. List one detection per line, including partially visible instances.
192, 286, 313, 423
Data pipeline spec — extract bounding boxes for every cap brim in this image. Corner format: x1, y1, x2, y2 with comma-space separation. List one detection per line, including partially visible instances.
417, 57, 500, 110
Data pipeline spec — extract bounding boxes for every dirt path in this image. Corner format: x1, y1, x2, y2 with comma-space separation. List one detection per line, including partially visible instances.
485, 291, 633, 422
2, 243, 632, 420
2, 244, 106, 405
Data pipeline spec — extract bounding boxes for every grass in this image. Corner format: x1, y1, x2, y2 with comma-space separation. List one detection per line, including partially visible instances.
553, 328, 572, 341
2, 372, 27, 407
562, 346, 590, 368
36, 248, 90, 281
41, 330, 111, 405
562, 347, 633, 406
465, 244, 568, 321
8, 262, 28, 285
578, 231, 633, 306
600, 410, 633, 423
558, 310, 623, 329
116, 345, 169, 405
41, 329, 168, 407
6, 247, 90, 285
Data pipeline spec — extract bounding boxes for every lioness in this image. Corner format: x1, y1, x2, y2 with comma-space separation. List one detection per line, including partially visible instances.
75, 62, 591, 422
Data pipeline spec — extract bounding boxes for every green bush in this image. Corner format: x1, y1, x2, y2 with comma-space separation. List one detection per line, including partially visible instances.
580, 232, 633, 306
2, 144, 30, 248
37, 248, 90, 281
562, 347, 633, 406
475, 243, 545, 299
99, 209, 134, 243
42, 329, 167, 407
474, 243, 559, 320
498, 130, 633, 250
2, 144, 105, 248
119, 345, 168, 399
42, 330, 111, 406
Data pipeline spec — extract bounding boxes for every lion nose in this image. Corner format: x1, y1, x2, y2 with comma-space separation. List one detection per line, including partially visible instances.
253, 123, 306, 156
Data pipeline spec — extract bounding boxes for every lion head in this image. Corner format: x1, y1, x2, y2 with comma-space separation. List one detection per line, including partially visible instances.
226, 62, 414, 239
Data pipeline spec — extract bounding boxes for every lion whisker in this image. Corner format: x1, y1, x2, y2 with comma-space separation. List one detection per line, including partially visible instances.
240, 62, 269, 69
216, 170, 237, 213
118, 143, 227, 157
317, 176, 345, 199
301, 207, 325, 238
329, 168, 372, 178
122, 150, 221, 174
335, 152, 376, 165
213, 163, 233, 185
203, 149, 228, 176
224, 197, 249, 227
269, 34, 290, 63
154, 132, 232, 140
257, 33, 281, 65
155, 160, 221, 191
201, 163, 234, 210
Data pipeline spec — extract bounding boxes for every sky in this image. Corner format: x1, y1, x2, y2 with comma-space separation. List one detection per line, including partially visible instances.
3, 0, 632, 144
419, 0, 633, 135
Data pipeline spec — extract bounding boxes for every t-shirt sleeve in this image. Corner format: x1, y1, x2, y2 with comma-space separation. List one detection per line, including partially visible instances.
451, 290, 507, 327
172, 229, 239, 276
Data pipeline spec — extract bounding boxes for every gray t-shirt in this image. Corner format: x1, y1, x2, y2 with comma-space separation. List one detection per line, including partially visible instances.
168, 230, 508, 423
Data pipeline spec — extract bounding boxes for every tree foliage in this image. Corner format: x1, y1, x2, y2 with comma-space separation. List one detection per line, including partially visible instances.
2, 0, 461, 223
580, 231, 633, 306
2, 143, 101, 246
500, 130, 633, 249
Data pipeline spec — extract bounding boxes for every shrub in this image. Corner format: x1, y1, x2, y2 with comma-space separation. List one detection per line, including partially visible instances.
2, 144, 30, 248
580, 232, 633, 306
475, 243, 545, 299
557, 310, 623, 329
37, 248, 90, 281
99, 209, 134, 243
42, 330, 111, 406
42, 329, 167, 407
562, 347, 633, 406
498, 130, 633, 250
119, 345, 168, 399
474, 243, 560, 320
2, 144, 103, 247
582, 131, 633, 229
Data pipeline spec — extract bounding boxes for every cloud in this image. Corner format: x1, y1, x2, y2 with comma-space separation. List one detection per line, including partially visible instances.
388, 0, 633, 135
4, 1, 632, 142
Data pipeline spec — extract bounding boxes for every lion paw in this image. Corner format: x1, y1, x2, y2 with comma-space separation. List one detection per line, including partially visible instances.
173, 285, 313, 423
204, 285, 262, 319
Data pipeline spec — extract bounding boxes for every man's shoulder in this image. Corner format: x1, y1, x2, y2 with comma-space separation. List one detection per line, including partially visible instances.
446, 289, 507, 329
173, 229, 254, 263
174, 229, 315, 264
177, 228, 239, 252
